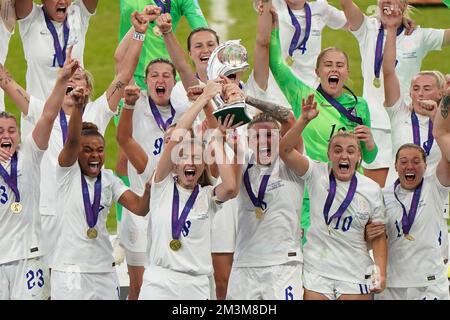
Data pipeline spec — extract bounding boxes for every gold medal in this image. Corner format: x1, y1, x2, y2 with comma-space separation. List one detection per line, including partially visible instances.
170, 239, 182, 251
153, 25, 162, 37
373, 77, 381, 88
86, 227, 98, 239
10, 202, 22, 214
285, 56, 294, 66
255, 207, 264, 219
405, 234, 414, 241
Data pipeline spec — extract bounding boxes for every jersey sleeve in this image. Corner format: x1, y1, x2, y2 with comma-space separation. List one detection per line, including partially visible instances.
269, 28, 313, 117
17, 2, 40, 37
431, 171, 450, 201
150, 173, 173, 202
181, 0, 208, 29
351, 14, 371, 41
138, 157, 157, 188
358, 98, 378, 164
419, 28, 445, 52
321, 0, 347, 30
111, 173, 131, 202
82, 93, 116, 135
21, 133, 46, 163
75, 0, 95, 27
369, 187, 386, 224
23, 96, 45, 125
56, 161, 79, 191
385, 97, 406, 119
299, 156, 316, 182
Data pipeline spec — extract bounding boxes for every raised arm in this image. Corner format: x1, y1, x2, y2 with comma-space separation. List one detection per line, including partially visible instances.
82, 0, 98, 14
58, 87, 87, 167
279, 94, 317, 176
106, 7, 158, 113
1, 0, 16, 32
382, 7, 402, 108
209, 115, 242, 202
182, 0, 208, 29
118, 182, 151, 216
14, 0, 31, 19
433, 95, 450, 187
154, 80, 222, 183
0, 63, 30, 114
116, 85, 149, 174
33, 50, 80, 150
339, 0, 364, 31
253, 0, 273, 91
157, 13, 199, 90
269, 10, 310, 116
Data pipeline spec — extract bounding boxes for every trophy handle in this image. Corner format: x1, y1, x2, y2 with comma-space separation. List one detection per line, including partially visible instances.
212, 94, 225, 109
212, 101, 252, 127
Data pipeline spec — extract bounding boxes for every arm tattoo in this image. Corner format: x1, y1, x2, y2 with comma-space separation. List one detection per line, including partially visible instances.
440, 95, 449, 120
108, 80, 125, 101
16, 88, 29, 103
245, 95, 291, 123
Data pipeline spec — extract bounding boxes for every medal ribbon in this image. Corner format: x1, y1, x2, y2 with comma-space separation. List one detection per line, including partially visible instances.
287, 2, 311, 56
43, 8, 70, 68
0, 153, 20, 202
323, 173, 357, 225
411, 111, 434, 156
148, 97, 176, 131
243, 160, 275, 210
317, 85, 363, 125
393, 178, 423, 236
59, 109, 68, 144
172, 180, 199, 240
373, 25, 404, 81
81, 172, 102, 229
154, 0, 171, 13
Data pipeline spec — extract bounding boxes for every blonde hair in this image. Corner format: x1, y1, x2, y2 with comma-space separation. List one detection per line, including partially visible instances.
327, 130, 362, 168
248, 113, 280, 130
412, 70, 445, 90
327, 131, 362, 154
316, 47, 349, 69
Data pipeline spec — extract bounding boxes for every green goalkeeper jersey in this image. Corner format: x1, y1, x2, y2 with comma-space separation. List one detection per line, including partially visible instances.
269, 28, 378, 164
119, 0, 207, 87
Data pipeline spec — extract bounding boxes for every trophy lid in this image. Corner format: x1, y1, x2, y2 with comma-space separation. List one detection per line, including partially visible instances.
207, 40, 250, 80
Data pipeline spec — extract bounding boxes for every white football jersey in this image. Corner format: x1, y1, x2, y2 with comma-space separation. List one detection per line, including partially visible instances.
385, 98, 442, 186
147, 174, 221, 276
120, 90, 187, 253
274, 0, 346, 87
233, 154, 305, 267
302, 158, 386, 283
18, 0, 93, 101
0, 136, 44, 264
352, 16, 444, 129
53, 164, 129, 273
18, 0, 93, 139
0, 20, 12, 112
24, 93, 115, 218
383, 173, 449, 287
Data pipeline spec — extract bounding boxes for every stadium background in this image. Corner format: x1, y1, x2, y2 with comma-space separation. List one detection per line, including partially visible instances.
3, 0, 450, 233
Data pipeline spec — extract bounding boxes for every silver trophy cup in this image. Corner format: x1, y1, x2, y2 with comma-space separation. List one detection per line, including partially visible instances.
207, 40, 252, 126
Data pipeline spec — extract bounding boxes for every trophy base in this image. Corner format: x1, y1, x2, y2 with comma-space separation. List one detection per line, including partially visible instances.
213, 103, 252, 127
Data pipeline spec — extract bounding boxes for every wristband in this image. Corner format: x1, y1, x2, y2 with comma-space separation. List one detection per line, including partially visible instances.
133, 31, 145, 42
123, 103, 135, 110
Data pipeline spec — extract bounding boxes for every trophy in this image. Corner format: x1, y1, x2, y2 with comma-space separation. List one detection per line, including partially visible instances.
207, 40, 252, 127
